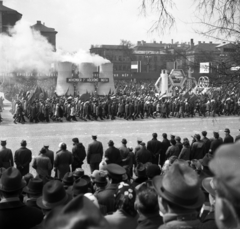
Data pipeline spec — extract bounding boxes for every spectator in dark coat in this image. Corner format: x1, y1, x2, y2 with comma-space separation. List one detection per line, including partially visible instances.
190, 134, 205, 160
43, 144, 54, 172
14, 140, 32, 176
165, 139, 180, 159
147, 133, 162, 165
209, 132, 223, 155
135, 181, 163, 229
175, 136, 183, 152
135, 142, 152, 165
223, 128, 234, 144
105, 140, 122, 165
201, 131, 211, 154
71, 138, 86, 171
87, 135, 103, 173
0, 140, 13, 169
178, 139, 191, 160
95, 164, 125, 214
54, 143, 72, 179
161, 133, 170, 166
119, 139, 132, 177
0, 168, 43, 229
135, 138, 143, 154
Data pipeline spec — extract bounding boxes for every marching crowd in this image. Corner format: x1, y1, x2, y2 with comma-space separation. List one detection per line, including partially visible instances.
9, 90, 240, 124
0, 129, 240, 229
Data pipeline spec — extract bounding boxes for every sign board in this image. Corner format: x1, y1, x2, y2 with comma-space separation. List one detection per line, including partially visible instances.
169, 69, 185, 85
66, 78, 109, 83
200, 62, 210, 73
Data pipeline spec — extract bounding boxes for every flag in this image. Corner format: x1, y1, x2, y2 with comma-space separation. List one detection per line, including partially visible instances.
131, 61, 141, 73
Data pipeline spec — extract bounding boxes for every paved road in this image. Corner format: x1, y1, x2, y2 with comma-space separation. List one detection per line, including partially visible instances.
1, 101, 240, 175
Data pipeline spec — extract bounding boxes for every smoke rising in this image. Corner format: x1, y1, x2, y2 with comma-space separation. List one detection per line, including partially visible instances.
0, 19, 110, 74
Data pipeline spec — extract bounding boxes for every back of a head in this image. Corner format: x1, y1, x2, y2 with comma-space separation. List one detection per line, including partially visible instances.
21, 140, 27, 147
170, 139, 176, 145
214, 132, 219, 139
152, 133, 157, 139
202, 131, 207, 137
135, 181, 159, 215
61, 143, 67, 150
162, 133, 167, 139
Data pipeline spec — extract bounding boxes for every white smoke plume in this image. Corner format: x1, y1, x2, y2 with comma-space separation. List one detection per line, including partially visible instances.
0, 19, 110, 74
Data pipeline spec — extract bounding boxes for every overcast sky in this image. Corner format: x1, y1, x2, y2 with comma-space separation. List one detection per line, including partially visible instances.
4, 0, 214, 52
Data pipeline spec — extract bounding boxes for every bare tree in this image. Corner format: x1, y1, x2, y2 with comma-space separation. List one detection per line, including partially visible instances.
140, 0, 240, 38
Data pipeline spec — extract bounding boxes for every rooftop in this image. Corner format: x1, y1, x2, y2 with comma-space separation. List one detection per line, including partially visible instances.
31, 21, 57, 33
0, 1, 22, 16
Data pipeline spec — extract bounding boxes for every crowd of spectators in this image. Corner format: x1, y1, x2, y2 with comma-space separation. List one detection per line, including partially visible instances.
0, 129, 240, 229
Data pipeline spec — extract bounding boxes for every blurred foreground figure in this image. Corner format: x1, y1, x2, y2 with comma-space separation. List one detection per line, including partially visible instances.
209, 143, 240, 229
44, 195, 109, 229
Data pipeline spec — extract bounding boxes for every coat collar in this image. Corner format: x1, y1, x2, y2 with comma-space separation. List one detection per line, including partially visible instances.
0, 201, 25, 210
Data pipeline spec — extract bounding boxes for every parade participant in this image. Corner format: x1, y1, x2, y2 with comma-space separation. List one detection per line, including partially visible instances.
87, 135, 104, 173
147, 133, 162, 165
14, 140, 32, 176
153, 162, 204, 229
71, 137, 86, 171
54, 143, 72, 179
0, 140, 13, 169
0, 168, 43, 229
223, 128, 234, 143
105, 140, 122, 165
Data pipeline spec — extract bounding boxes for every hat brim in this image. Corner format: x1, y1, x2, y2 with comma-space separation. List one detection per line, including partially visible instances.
0, 180, 26, 193
23, 186, 42, 195
36, 192, 72, 210
152, 175, 205, 209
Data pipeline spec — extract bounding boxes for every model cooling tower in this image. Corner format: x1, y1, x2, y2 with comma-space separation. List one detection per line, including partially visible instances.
160, 69, 168, 95
98, 63, 115, 95
78, 63, 96, 94
56, 62, 74, 96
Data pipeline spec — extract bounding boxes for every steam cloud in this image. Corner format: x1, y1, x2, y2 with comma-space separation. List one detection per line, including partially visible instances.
0, 19, 110, 74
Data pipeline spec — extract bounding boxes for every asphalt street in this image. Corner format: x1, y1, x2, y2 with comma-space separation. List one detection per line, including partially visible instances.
1, 101, 240, 175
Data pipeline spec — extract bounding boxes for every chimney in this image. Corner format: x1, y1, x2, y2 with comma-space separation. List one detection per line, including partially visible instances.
209, 41, 212, 44
160, 41, 162, 44
0, 1, 3, 5
37, 21, 41, 25
198, 41, 201, 44
171, 39, 173, 44
190, 39, 194, 48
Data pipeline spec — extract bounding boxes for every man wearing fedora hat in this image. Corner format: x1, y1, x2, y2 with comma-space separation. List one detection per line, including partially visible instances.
0, 140, 13, 169
209, 132, 223, 155
23, 177, 44, 209
37, 180, 72, 216
14, 140, 32, 176
153, 162, 204, 229
87, 135, 104, 173
0, 167, 43, 229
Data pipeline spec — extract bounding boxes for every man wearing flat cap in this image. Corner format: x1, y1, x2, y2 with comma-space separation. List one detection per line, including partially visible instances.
135, 142, 152, 165
153, 162, 204, 229
95, 163, 126, 214
71, 137, 86, 171
0, 140, 13, 169
209, 143, 240, 229
14, 140, 32, 176
0, 168, 43, 228
223, 128, 234, 144
209, 132, 223, 155
87, 135, 104, 173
